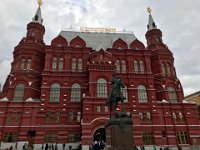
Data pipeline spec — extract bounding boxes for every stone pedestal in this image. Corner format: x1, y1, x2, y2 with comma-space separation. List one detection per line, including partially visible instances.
105, 112, 137, 150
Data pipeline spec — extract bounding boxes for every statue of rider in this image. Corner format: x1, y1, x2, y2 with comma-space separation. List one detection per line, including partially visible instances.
110, 74, 118, 101
108, 74, 126, 109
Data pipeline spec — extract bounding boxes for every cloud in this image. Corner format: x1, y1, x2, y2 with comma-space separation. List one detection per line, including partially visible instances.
0, 0, 200, 96
0, 59, 11, 87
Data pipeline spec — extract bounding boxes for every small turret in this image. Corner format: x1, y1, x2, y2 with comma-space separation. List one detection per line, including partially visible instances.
145, 7, 163, 48
26, 0, 45, 42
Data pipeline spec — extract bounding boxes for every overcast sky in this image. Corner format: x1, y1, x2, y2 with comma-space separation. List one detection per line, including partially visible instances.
0, 0, 200, 96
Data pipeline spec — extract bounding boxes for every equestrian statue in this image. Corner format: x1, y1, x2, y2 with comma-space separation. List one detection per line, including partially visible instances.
106, 74, 126, 114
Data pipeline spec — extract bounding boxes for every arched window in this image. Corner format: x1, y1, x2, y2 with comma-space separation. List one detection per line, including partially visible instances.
162, 63, 166, 76
116, 60, 120, 73
137, 85, 148, 103
139, 61, 144, 74
71, 84, 81, 102
13, 84, 25, 101
168, 87, 177, 103
166, 63, 171, 76
97, 78, 107, 98
121, 86, 128, 103
134, 60, 138, 73
50, 83, 60, 102
121, 60, 126, 73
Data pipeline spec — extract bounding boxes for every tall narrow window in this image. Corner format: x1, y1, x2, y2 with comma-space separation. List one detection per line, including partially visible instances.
178, 112, 184, 122
176, 131, 189, 144
27, 59, 31, 70
71, 84, 81, 102
46, 112, 51, 123
116, 60, 120, 73
134, 60, 138, 73
59, 58, 64, 71
142, 132, 154, 145
45, 132, 57, 143
77, 112, 81, 122
72, 58, 76, 72
139, 112, 144, 122
68, 112, 74, 122
3, 132, 16, 142
52, 58, 57, 71
168, 87, 177, 103
137, 85, 148, 103
121, 60, 126, 73
139, 61, 144, 74
49, 83, 60, 102
97, 78, 107, 98
100, 54, 103, 60
6, 112, 12, 122
121, 86, 128, 102
55, 112, 60, 123
97, 106, 101, 112
104, 106, 109, 112
147, 112, 151, 121
16, 112, 20, 123
15, 64, 19, 71
162, 63, 166, 76
20, 59, 25, 70
68, 133, 81, 143
13, 84, 25, 101
78, 59, 83, 72
172, 112, 177, 122
166, 63, 171, 76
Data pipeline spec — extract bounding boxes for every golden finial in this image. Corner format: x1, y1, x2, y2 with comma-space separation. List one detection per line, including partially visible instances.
147, 7, 152, 14
38, 0, 43, 7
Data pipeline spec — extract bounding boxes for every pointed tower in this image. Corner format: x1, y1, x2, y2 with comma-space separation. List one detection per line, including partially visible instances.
145, 7, 184, 102
145, 7, 164, 48
1, 1, 46, 101
26, 0, 45, 43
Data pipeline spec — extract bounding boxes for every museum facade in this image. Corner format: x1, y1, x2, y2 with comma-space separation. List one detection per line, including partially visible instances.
0, 3, 199, 150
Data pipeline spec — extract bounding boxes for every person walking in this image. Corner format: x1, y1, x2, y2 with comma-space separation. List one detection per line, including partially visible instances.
154, 144, 157, 150
69, 145, 72, 150
54, 143, 58, 150
51, 144, 54, 150
164, 145, 169, 150
140, 145, 145, 150
62, 143, 66, 150
9, 145, 13, 150
45, 144, 48, 150
178, 145, 182, 150
159, 145, 163, 150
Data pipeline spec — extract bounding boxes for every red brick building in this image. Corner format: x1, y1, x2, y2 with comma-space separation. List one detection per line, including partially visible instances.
0, 3, 199, 150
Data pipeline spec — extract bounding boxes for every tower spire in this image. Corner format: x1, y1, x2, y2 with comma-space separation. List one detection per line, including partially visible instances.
147, 7, 157, 31
38, 0, 43, 7
32, 0, 43, 24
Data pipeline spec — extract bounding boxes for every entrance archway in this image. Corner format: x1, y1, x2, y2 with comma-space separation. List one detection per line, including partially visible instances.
93, 128, 106, 142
